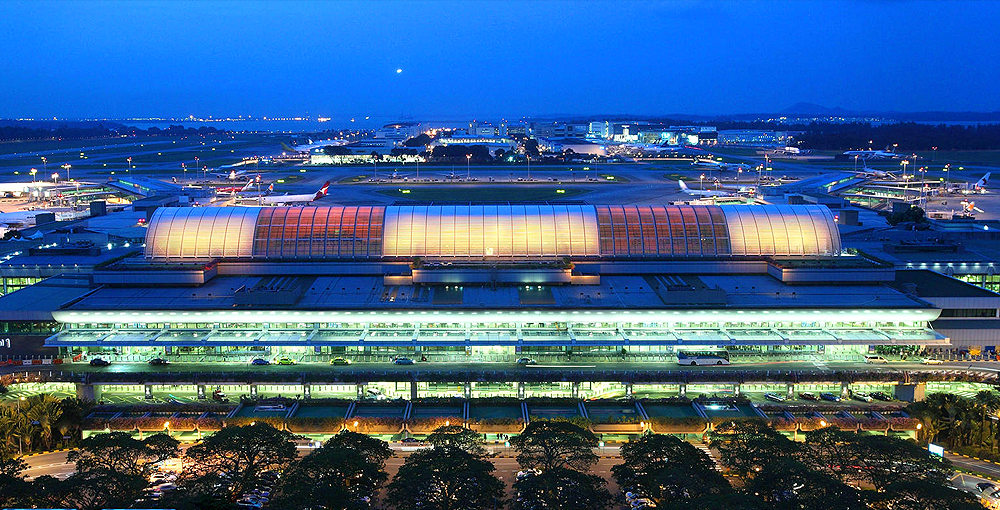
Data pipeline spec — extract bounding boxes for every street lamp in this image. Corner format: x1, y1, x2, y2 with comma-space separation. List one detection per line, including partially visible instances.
40, 156, 47, 174
52, 172, 59, 184
29, 168, 37, 183
466, 154, 471, 181
700, 173, 705, 190
127, 157, 132, 176
61, 163, 71, 181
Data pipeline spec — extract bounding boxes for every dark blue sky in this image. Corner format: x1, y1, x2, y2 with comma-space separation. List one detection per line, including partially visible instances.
1, 0, 997, 120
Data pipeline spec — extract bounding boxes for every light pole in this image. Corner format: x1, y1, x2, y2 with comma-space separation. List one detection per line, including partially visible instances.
61, 163, 71, 181
854, 154, 859, 172
373, 160, 378, 184
17, 396, 25, 455
41, 156, 47, 175
29, 168, 37, 183
526, 154, 531, 181
127, 157, 132, 176
944, 164, 950, 192
466, 154, 471, 181
700, 173, 705, 190
52, 172, 59, 184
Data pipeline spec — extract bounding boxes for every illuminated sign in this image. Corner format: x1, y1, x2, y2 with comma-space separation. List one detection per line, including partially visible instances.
928, 443, 944, 457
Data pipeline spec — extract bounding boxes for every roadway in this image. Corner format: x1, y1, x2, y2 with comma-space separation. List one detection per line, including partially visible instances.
4, 358, 998, 376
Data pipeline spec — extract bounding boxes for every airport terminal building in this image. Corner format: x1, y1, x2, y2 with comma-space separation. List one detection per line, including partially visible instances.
24, 203, 984, 362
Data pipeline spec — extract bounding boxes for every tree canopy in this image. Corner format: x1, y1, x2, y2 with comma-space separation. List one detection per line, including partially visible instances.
183, 422, 297, 499
511, 420, 599, 472
386, 446, 504, 510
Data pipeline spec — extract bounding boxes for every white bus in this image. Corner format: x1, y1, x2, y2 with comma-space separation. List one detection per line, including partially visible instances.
676, 349, 731, 366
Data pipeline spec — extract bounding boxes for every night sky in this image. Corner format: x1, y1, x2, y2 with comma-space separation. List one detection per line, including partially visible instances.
1, 0, 997, 120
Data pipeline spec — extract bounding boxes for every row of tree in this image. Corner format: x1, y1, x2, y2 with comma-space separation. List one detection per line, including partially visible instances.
0, 394, 89, 458
908, 390, 1000, 455
0, 122, 224, 142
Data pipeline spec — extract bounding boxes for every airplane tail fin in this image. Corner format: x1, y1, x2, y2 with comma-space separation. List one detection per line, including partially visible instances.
978, 172, 992, 188
280, 141, 296, 152
266, 183, 274, 195
241, 180, 253, 192
315, 181, 331, 199
678, 180, 689, 191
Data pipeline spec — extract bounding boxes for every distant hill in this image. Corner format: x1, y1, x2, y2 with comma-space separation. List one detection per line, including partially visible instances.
779, 102, 857, 116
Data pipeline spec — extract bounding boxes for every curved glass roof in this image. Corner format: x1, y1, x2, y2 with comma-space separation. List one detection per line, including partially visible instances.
144, 204, 841, 260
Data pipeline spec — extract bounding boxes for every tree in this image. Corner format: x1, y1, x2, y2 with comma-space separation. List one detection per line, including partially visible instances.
0, 457, 32, 509
183, 422, 297, 499
511, 467, 613, 510
403, 133, 432, 147
710, 420, 799, 477
973, 390, 1000, 448
887, 205, 927, 226
55, 469, 150, 510
612, 433, 733, 506
69, 431, 179, 478
865, 479, 982, 510
801, 426, 865, 484
511, 421, 599, 472
746, 456, 864, 510
522, 138, 540, 157
24, 394, 62, 450
853, 434, 950, 492
386, 446, 504, 510
270, 432, 391, 510
426, 425, 489, 457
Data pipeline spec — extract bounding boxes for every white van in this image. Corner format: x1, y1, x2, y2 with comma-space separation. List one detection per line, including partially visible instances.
864, 355, 889, 364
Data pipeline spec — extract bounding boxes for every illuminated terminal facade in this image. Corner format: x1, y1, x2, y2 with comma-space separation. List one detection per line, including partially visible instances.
26, 203, 989, 361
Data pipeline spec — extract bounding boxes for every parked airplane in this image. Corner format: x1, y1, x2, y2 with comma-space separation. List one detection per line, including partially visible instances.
0, 210, 54, 231
856, 160, 896, 179
678, 180, 734, 198
214, 180, 254, 194
691, 159, 750, 171
255, 181, 330, 206
843, 145, 900, 160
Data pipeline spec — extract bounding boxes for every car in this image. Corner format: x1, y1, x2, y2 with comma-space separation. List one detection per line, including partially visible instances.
820, 392, 842, 402
331, 357, 352, 366
864, 355, 889, 364
400, 437, 421, 444
977, 482, 996, 493
89, 358, 111, 367
871, 391, 894, 401
276, 357, 295, 365
631, 498, 657, 509
764, 392, 786, 402
798, 392, 819, 401
852, 392, 874, 402
393, 357, 415, 365
516, 357, 537, 365
517, 469, 541, 480
922, 358, 943, 365
250, 358, 270, 366
148, 358, 169, 366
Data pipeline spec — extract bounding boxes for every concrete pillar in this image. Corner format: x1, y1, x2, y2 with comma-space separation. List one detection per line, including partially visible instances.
786, 383, 795, 399
464, 382, 472, 399
357, 383, 366, 399
144, 384, 153, 400
75, 383, 101, 402
518, 382, 526, 400
410, 381, 418, 400
625, 383, 633, 398
679, 383, 687, 398
894, 383, 926, 402
197, 384, 206, 400
303, 384, 311, 400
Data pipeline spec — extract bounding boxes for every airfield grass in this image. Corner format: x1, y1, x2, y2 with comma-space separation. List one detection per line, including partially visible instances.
375, 186, 592, 202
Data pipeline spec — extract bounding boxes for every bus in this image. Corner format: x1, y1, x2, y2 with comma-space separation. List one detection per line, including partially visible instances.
676, 349, 731, 366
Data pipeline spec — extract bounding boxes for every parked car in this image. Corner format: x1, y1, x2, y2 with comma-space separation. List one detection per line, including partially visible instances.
331, 357, 352, 366
764, 392, 786, 402
871, 391, 894, 401
977, 482, 996, 493
250, 358, 270, 366
852, 392, 874, 402
820, 392, 842, 402
922, 358, 943, 365
148, 358, 169, 366
276, 357, 295, 365
89, 358, 111, 367
864, 355, 889, 364
516, 357, 537, 365
400, 437, 421, 444
393, 357, 415, 365
798, 392, 819, 401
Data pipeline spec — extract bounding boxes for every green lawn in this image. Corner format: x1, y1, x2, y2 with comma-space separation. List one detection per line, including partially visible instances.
375, 186, 592, 202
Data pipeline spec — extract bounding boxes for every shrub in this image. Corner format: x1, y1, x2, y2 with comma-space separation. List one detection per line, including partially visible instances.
649, 417, 708, 433
285, 417, 345, 433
